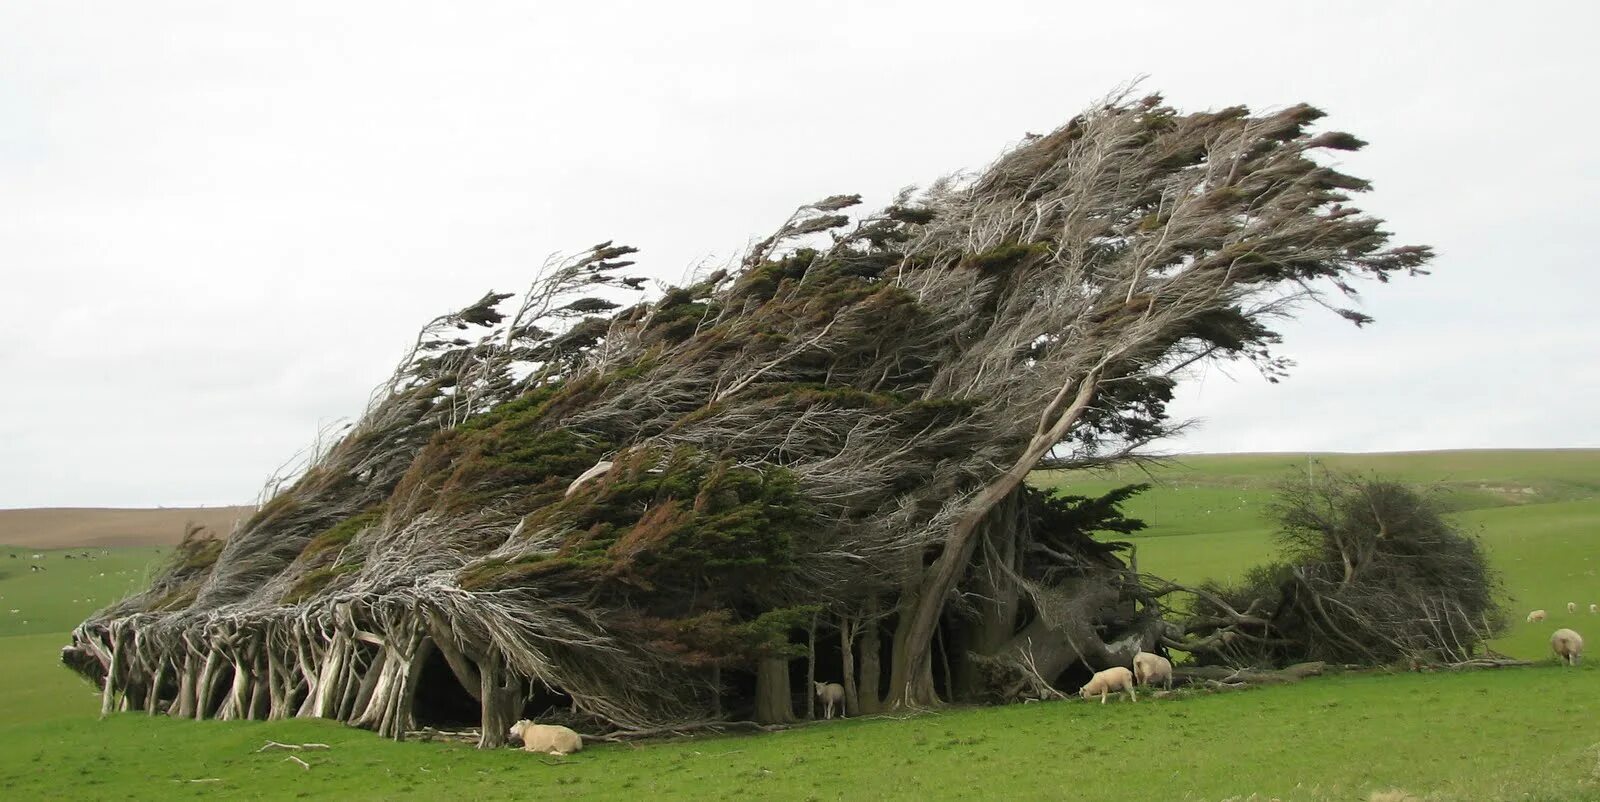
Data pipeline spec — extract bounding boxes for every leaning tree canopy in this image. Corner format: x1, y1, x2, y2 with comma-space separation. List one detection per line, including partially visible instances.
69, 91, 1431, 739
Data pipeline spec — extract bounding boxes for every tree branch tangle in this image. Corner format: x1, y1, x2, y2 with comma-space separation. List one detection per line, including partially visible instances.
66, 90, 1432, 737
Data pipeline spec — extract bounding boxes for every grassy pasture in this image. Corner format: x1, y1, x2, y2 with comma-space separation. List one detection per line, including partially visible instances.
3, 449, 1599, 800
0, 546, 165, 637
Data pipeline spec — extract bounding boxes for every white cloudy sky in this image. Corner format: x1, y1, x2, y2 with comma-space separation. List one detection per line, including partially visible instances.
2, 1, 1596, 508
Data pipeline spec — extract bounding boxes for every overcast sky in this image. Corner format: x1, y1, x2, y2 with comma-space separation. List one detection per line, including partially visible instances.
2, 1, 1596, 509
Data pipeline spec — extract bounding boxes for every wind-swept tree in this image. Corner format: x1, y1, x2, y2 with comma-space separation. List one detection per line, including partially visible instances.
1179, 471, 1504, 666
68, 90, 1432, 740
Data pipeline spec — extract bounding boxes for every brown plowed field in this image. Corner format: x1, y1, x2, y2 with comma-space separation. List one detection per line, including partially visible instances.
0, 506, 252, 549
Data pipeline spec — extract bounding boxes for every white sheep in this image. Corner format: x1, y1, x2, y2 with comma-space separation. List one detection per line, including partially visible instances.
508, 719, 584, 755
814, 681, 846, 719
1551, 628, 1584, 666
1527, 609, 1547, 623
1569, 602, 1578, 614
1079, 666, 1137, 704
1133, 651, 1173, 691
1590, 603, 1597, 614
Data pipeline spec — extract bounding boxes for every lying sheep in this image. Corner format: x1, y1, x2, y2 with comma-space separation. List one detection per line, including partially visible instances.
1551, 628, 1584, 667
1569, 602, 1578, 614
1079, 666, 1137, 704
814, 681, 846, 719
1133, 650, 1173, 691
508, 719, 584, 756
1527, 609, 1547, 623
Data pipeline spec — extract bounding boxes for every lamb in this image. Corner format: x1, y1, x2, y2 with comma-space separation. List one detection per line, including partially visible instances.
1079, 666, 1137, 704
1527, 609, 1547, 623
507, 720, 584, 756
1133, 651, 1173, 691
1551, 628, 1584, 666
1569, 602, 1578, 614
814, 681, 846, 719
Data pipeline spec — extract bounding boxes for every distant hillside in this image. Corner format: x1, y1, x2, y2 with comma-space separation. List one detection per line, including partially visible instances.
0, 507, 253, 549
1043, 449, 1600, 509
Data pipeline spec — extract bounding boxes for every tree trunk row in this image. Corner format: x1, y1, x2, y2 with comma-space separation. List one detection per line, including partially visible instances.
70, 607, 527, 749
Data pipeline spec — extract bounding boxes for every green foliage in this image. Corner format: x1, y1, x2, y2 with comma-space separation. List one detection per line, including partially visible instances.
732, 249, 818, 302
886, 204, 936, 225
298, 508, 383, 565
1020, 484, 1148, 582
124, 528, 226, 613
455, 381, 566, 433
964, 242, 1051, 273
281, 563, 361, 605
644, 290, 721, 344
173, 535, 224, 573
456, 554, 608, 592
1030, 483, 1149, 539
393, 378, 625, 517
612, 604, 819, 668
454, 291, 514, 327
733, 605, 819, 658
460, 449, 811, 603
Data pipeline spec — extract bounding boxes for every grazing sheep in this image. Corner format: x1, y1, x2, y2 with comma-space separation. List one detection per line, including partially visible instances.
1590, 603, 1597, 614
507, 720, 584, 756
1527, 609, 1547, 623
1569, 602, 1578, 614
1079, 666, 1137, 704
1551, 628, 1584, 666
813, 681, 846, 719
1133, 651, 1173, 691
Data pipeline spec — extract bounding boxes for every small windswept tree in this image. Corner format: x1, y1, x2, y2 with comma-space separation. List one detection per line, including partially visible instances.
1180, 471, 1505, 666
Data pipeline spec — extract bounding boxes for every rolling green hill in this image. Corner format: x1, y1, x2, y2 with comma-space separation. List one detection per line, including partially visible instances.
4, 449, 1599, 801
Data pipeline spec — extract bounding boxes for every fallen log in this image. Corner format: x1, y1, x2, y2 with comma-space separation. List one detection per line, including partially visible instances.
1171, 661, 1325, 687
1438, 657, 1532, 670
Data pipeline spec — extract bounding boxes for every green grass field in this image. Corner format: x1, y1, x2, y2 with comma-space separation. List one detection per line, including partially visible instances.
0, 546, 165, 637
5, 449, 1600, 801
